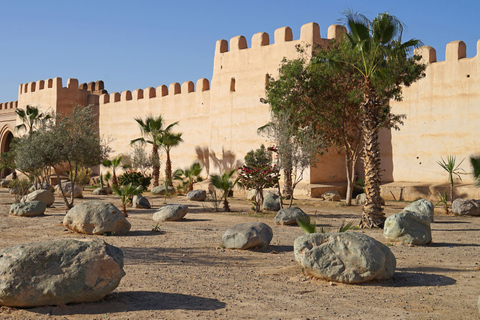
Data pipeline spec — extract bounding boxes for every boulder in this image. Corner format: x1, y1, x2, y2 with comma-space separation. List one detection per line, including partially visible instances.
132, 195, 151, 209
92, 187, 112, 195
29, 183, 54, 193
222, 222, 273, 250
0, 179, 11, 188
186, 190, 207, 201
10, 201, 46, 217
383, 199, 433, 245
294, 232, 396, 283
274, 207, 310, 225
151, 185, 175, 195
355, 193, 385, 205
55, 182, 83, 198
452, 199, 480, 216
22, 189, 55, 207
153, 204, 188, 221
322, 191, 341, 201
0, 238, 125, 307
63, 200, 131, 235
263, 192, 281, 211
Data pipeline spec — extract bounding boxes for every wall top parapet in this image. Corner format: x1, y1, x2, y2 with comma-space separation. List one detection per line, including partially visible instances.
416, 39, 480, 65
18, 77, 106, 95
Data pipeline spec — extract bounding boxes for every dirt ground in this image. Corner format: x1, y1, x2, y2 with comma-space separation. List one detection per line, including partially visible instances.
0, 187, 479, 320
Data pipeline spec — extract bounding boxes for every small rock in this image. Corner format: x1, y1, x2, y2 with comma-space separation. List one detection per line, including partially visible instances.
452, 199, 480, 216
274, 207, 310, 225
132, 195, 151, 209
22, 189, 55, 207
153, 204, 188, 221
322, 191, 341, 201
222, 222, 273, 250
151, 185, 175, 195
55, 182, 83, 198
263, 192, 281, 211
186, 190, 207, 201
355, 193, 385, 205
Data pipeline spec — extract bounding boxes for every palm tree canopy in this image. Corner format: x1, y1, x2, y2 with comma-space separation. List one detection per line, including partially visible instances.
131, 116, 165, 145
15, 105, 52, 134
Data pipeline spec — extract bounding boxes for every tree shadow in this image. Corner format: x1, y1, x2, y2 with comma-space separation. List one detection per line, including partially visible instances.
25, 291, 225, 316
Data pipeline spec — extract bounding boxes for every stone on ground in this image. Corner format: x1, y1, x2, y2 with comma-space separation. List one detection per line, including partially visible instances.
153, 204, 188, 221
263, 192, 281, 211
63, 200, 131, 235
29, 183, 54, 193
132, 195, 151, 209
222, 222, 273, 249
186, 190, 207, 201
151, 185, 175, 195
0, 238, 125, 307
322, 191, 341, 201
10, 201, 46, 217
22, 189, 55, 207
383, 199, 433, 245
274, 206, 310, 225
452, 199, 480, 216
294, 232, 396, 283
55, 181, 83, 198
355, 193, 385, 205
92, 187, 112, 195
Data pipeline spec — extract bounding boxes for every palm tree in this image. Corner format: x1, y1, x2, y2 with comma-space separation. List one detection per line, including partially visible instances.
15, 105, 51, 135
102, 156, 126, 187
174, 162, 204, 193
112, 183, 143, 217
343, 11, 423, 228
210, 169, 238, 212
158, 122, 183, 186
131, 116, 165, 187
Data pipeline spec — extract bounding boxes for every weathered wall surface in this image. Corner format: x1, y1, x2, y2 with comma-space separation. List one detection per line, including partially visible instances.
387, 41, 480, 185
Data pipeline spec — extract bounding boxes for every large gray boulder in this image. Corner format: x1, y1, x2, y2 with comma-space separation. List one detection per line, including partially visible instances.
0, 238, 125, 307
274, 207, 310, 225
322, 191, 341, 201
263, 192, 281, 211
63, 200, 131, 235
55, 181, 83, 198
222, 222, 273, 249
452, 199, 480, 216
153, 204, 188, 221
383, 199, 433, 245
132, 195, 151, 209
294, 232, 396, 283
186, 190, 207, 201
151, 185, 175, 195
22, 189, 55, 207
10, 201, 46, 217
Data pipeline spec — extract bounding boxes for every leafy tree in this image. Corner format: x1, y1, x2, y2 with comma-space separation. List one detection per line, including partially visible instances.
238, 145, 280, 212
342, 11, 426, 228
174, 162, 204, 193
118, 171, 152, 190
131, 116, 165, 187
14, 106, 110, 209
158, 124, 183, 186
15, 105, 52, 135
210, 169, 238, 212
130, 143, 153, 176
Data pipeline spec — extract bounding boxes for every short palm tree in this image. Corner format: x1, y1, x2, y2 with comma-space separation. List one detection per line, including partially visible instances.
158, 123, 183, 186
102, 156, 126, 187
210, 169, 238, 212
174, 162, 204, 193
15, 105, 51, 135
112, 183, 143, 217
131, 116, 165, 187
343, 11, 423, 228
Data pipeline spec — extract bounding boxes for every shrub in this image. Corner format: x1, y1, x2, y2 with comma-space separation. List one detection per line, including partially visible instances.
118, 171, 152, 190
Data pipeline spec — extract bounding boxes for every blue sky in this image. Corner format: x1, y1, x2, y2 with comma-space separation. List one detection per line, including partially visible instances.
1, 0, 479, 102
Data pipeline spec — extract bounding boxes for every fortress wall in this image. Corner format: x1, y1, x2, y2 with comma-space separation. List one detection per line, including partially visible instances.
388, 40, 480, 183
98, 79, 211, 170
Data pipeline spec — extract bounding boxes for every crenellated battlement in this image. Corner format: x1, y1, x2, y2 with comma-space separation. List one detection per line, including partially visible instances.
415, 39, 480, 65
0, 101, 17, 111
214, 22, 345, 55
100, 78, 210, 104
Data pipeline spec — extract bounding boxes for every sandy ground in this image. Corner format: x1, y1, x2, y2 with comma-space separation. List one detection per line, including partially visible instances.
0, 188, 479, 320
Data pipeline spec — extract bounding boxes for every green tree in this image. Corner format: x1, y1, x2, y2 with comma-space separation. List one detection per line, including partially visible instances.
174, 162, 204, 193
158, 123, 183, 186
112, 183, 143, 217
102, 156, 127, 187
210, 169, 238, 212
131, 116, 165, 187
342, 11, 426, 228
15, 105, 52, 135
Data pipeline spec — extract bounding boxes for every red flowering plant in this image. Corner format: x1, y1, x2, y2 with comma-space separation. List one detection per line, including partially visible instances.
238, 145, 280, 212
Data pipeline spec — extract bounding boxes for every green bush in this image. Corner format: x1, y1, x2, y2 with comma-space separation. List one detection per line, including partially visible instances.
118, 171, 151, 190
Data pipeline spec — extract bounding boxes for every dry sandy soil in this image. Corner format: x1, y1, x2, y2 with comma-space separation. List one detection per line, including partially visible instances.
0, 187, 479, 320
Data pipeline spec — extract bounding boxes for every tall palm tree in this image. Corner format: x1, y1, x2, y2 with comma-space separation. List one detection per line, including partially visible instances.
158, 122, 183, 186
131, 116, 165, 187
15, 105, 51, 135
343, 12, 423, 228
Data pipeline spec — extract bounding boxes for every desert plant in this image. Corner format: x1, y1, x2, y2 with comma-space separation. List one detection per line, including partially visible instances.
102, 156, 127, 187
435, 191, 449, 215
118, 171, 151, 190
437, 155, 464, 202
104, 171, 112, 188
173, 162, 204, 193
8, 179, 31, 203
210, 169, 238, 212
68, 166, 92, 190
297, 217, 358, 234
112, 183, 143, 217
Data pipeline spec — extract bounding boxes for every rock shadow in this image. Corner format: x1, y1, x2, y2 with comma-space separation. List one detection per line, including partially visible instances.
386, 271, 456, 287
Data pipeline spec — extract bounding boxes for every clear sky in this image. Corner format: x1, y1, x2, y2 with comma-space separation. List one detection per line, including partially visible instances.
1, 0, 479, 103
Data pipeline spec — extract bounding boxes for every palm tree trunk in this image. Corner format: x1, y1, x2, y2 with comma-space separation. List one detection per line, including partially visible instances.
283, 167, 292, 199
166, 150, 172, 186
360, 81, 385, 228
152, 143, 159, 187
